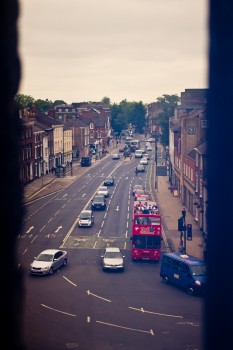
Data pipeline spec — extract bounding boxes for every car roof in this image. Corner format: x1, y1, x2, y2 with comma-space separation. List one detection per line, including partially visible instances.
164, 252, 206, 265
39, 249, 61, 255
80, 210, 92, 214
105, 247, 120, 252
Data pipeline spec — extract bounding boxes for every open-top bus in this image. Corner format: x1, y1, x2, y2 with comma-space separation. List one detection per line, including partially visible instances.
131, 200, 161, 261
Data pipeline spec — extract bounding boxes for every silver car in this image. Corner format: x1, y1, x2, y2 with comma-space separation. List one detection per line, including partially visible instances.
78, 210, 94, 227
29, 249, 68, 275
101, 247, 125, 271
97, 186, 109, 197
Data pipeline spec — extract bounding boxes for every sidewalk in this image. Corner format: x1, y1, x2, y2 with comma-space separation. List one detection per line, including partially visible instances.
153, 176, 204, 260
23, 154, 205, 261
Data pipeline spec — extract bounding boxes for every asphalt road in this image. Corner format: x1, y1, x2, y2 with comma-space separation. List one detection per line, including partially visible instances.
18, 153, 205, 350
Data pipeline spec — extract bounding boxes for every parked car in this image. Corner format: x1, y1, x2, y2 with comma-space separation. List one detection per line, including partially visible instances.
97, 186, 109, 197
91, 194, 107, 210
29, 249, 68, 276
112, 153, 120, 160
136, 164, 145, 172
140, 158, 148, 165
78, 210, 94, 227
103, 176, 115, 186
101, 247, 125, 271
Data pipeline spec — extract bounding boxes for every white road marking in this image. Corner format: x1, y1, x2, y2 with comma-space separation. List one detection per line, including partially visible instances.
41, 304, 77, 317
96, 320, 154, 335
86, 290, 111, 303
128, 306, 183, 318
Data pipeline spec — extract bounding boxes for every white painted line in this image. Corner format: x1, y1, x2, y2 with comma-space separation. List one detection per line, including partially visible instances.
41, 304, 77, 317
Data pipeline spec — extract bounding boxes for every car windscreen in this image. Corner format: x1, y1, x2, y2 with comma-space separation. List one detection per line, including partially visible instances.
190, 264, 207, 276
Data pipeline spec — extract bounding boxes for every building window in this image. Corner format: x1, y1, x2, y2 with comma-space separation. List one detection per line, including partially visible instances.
201, 119, 209, 128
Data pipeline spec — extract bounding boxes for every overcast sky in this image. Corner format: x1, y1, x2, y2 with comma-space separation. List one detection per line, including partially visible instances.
18, 0, 208, 104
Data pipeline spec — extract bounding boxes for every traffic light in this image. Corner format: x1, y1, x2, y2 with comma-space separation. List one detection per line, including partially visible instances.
178, 217, 184, 231
187, 224, 192, 240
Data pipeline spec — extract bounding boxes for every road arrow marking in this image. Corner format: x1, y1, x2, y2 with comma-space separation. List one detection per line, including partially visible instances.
86, 290, 111, 302
26, 226, 34, 233
128, 306, 183, 318
116, 206, 120, 211
96, 320, 154, 335
55, 226, 62, 233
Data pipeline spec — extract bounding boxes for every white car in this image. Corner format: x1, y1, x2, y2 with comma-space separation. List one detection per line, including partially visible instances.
112, 153, 120, 160
101, 247, 125, 271
140, 158, 148, 165
97, 186, 109, 197
29, 249, 68, 275
78, 210, 94, 227
135, 150, 143, 158
146, 145, 153, 151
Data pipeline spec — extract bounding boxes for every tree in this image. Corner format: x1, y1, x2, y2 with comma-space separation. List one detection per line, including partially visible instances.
53, 100, 66, 106
15, 93, 35, 109
156, 94, 180, 146
101, 96, 111, 106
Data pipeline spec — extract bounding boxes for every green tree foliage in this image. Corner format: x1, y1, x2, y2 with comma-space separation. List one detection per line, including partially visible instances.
15, 94, 67, 113
53, 100, 66, 107
15, 93, 35, 109
111, 100, 146, 135
156, 94, 180, 146
101, 96, 111, 106
34, 98, 53, 113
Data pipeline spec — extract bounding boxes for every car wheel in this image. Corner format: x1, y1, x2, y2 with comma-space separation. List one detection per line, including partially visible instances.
162, 275, 169, 284
49, 267, 54, 275
187, 286, 194, 295
63, 259, 67, 267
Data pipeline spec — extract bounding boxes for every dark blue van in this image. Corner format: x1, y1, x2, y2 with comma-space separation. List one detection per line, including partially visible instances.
160, 252, 207, 295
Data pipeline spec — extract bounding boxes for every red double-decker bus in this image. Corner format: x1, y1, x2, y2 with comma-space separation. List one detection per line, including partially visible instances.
131, 200, 162, 261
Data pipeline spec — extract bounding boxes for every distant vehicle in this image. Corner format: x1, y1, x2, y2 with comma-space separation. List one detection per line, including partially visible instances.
112, 153, 120, 160
78, 210, 94, 227
147, 137, 155, 143
130, 139, 141, 152
144, 153, 150, 160
132, 184, 144, 196
80, 156, 92, 166
136, 164, 145, 172
134, 194, 150, 202
140, 158, 148, 165
29, 249, 68, 275
97, 186, 109, 197
133, 188, 145, 198
131, 201, 162, 261
103, 176, 114, 186
135, 150, 143, 158
91, 194, 106, 210
160, 252, 207, 295
146, 144, 153, 151
101, 247, 125, 271
124, 149, 131, 157
118, 147, 124, 152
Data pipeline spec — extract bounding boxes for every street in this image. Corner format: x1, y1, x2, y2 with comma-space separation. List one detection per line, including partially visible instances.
18, 147, 205, 350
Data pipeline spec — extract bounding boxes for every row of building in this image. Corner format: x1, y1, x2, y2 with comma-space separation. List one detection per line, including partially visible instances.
20, 89, 208, 239
20, 102, 112, 184
147, 88, 208, 240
